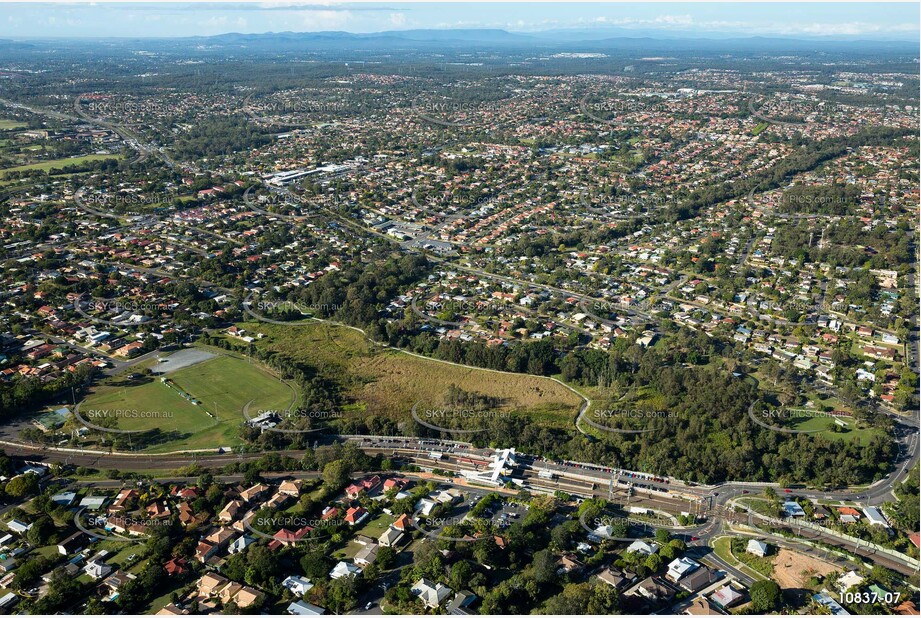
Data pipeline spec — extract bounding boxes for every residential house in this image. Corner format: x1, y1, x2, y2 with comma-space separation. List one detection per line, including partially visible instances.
411, 578, 452, 609
345, 475, 382, 500
597, 567, 636, 590
99, 570, 137, 601
813, 590, 850, 616
782, 501, 806, 518
838, 571, 865, 595
683, 597, 721, 615
629, 576, 675, 603
219, 500, 244, 523
163, 558, 189, 577
84, 560, 113, 580
198, 573, 229, 597
666, 557, 699, 583
344, 506, 369, 526
354, 543, 379, 567
329, 561, 361, 580
709, 584, 744, 609
446, 590, 477, 615
677, 566, 721, 593
239, 483, 269, 503
287, 600, 326, 615
58, 531, 89, 556
228, 535, 256, 555
862, 507, 891, 528
626, 540, 659, 556
278, 480, 303, 497
282, 575, 314, 596
746, 539, 769, 557
379, 526, 404, 547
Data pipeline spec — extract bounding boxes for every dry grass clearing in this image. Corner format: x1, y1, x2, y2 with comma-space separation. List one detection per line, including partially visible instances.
771, 548, 837, 589
240, 320, 582, 427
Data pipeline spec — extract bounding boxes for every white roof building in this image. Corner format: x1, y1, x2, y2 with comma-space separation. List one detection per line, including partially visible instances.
459, 448, 520, 487
228, 535, 256, 555
814, 589, 851, 615
746, 539, 769, 557
411, 578, 452, 608
329, 561, 361, 580
84, 561, 113, 580
666, 557, 699, 582
6, 520, 31, 535
282, 575, 315, 596
862, 507, 890, 528
626, 540, 659, 556
286, 600, 326, 615
838, 570, 865, 594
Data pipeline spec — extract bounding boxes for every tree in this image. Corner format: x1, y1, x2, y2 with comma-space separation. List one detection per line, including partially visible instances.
644, 553, 662, 573
532, 549, 558, 584
322, 460, 351, 491
750, 580, 782, 612
449, 561, 473, 592
376, 545, 396, 570
26, 516, 56, 546
326, 575, 359, 614
659, 544, 677, 560
4, 474, 39, 498
550, 524, 571, 550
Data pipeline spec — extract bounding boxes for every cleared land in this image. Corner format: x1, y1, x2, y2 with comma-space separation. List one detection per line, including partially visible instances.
238, 320, 582, 428
771, 547, 837, 589
79, 350, 295, 451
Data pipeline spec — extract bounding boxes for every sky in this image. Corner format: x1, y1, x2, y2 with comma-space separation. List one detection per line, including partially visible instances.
1, 2, 918, 40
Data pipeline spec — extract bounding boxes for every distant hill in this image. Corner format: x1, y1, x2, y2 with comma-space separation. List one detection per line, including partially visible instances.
170, 29, 918, 54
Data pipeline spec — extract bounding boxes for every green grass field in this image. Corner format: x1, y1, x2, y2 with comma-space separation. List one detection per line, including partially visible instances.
79, 351, 295, 452
236, 320, 582, 429
0, 153, 124, 177
0, 119, 26, 130
712, 536, 769, 581
787, 414, 882, 444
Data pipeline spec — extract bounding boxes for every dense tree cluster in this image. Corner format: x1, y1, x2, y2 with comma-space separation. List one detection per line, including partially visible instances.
172, 116, 273, 158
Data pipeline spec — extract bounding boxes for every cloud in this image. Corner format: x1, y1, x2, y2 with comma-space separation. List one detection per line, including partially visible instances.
300, 9, 352, 30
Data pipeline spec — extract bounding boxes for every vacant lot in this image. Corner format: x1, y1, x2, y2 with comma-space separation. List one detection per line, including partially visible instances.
771, 547, 837, 589
79, 350, 295, 451
239, 320, 582, 428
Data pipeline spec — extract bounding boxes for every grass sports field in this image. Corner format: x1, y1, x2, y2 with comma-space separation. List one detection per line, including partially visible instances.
0, 119, 27, 130
79, 350, 295, 452
236, 320, 582, 428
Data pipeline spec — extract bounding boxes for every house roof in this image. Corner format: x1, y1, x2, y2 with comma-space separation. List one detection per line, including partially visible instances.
677, 566, 721, 592
412, 578, 452, 607
287, 600, 326, 615
710, 585, 743, 608
747, 539, 769, 553
684, 597, 720, 615
598, 567, 634, 589
393, 513, 412, 531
